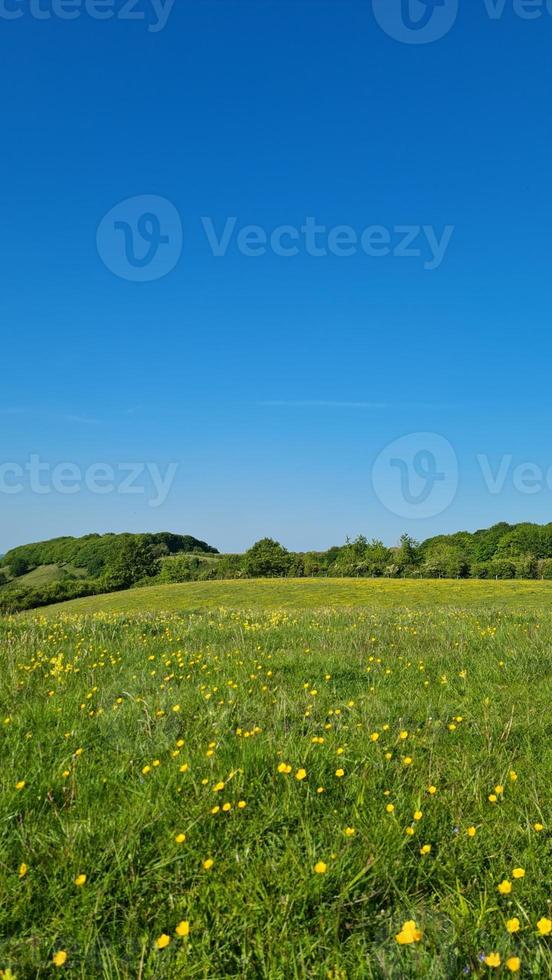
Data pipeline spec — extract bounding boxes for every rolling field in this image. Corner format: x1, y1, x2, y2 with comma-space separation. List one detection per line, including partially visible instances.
29, 576, 552, 617
1, 589, 552, 977
0, 563, 88, 592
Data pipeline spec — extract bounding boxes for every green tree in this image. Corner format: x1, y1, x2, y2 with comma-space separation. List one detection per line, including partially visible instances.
243, 539, 290, 578
363, 539, 391, 576
103, 537, 159, 591
537, 558, 552, 579
394, 534, 420, 575
9, 555, 30, 577
422, 544, 468, 579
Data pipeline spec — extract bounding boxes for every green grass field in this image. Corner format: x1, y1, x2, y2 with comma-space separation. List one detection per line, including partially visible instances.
0, 563, 89, 593
31, 576, 552, 617
2, 585, 552, 977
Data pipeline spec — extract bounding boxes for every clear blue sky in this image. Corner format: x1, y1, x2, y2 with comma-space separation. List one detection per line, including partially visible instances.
1, 0, 552, 554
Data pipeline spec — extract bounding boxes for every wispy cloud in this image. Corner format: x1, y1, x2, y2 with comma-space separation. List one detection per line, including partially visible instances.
259, 400, 390, 409
59, 413, 100, 425
259, 400, 454, 410
0, 408, 100, 424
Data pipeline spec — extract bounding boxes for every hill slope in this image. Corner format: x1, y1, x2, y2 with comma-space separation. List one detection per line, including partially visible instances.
27, 576, 552, 617
2, 531, 217, 572
0, 532, 218, 613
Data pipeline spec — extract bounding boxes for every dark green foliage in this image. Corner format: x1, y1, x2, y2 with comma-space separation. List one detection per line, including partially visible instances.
0, 578, 104, 613
421, 522, 552, 578
102, 537, 160, 591
204, 554, 244, 580
157, 554, 218, 584
331, 536, 393, 577
8, 555, 30, 577
0, 532, 218, 614
421, 544, 469, 579
243, 538, 291, 578
3, 531, 217, 579
6, 521, 552, 615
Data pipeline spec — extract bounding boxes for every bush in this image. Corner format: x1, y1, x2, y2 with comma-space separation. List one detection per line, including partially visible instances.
0, 579, 103, 614
243, 539, 291, 578
103, 538, 159, 591
9, 555, 31, 577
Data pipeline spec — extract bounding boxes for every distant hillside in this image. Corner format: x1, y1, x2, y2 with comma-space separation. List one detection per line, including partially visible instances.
3, 531, 217, 573
4, 521, 552, 616
0, 532, 218, 613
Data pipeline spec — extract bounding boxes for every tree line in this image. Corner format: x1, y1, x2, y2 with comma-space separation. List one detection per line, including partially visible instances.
3, 521, 552, 613
194, 523, 552, 582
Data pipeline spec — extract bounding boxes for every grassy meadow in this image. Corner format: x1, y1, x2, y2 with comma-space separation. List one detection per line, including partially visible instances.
30, 576, 552, 617
1, 588, 552, 977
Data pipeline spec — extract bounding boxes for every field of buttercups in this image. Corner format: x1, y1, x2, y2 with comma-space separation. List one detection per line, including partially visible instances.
0, 607, 551, 978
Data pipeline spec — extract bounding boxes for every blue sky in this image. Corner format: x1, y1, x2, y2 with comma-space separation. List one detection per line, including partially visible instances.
1, 0, 552, 553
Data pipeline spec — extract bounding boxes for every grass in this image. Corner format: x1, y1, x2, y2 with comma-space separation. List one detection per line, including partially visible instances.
1, 599, 551, 978
30, 575, 552, 617
0, 563, 89, 593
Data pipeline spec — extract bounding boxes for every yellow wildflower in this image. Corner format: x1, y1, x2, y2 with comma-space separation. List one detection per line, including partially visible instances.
395, 920, 422, 944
